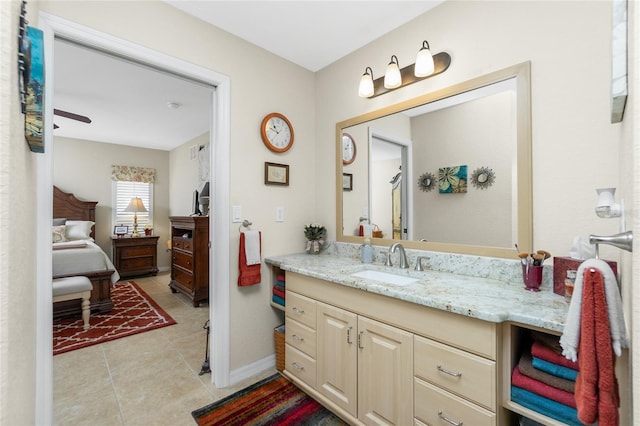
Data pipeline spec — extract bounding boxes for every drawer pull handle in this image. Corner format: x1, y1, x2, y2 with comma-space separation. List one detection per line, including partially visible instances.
292, 307, 305, 315
291, 362, 304, 371
357, 331, 364, 349
438, 411, 463, 426
346, 327, 353, 344
437, 365, 462, 377
292, 334, 304, 342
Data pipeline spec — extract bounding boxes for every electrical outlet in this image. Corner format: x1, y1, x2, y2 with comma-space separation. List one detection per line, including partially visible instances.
276, 207, 284, 222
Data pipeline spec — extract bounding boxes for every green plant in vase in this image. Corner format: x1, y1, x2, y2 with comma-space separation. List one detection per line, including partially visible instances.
304, 224, 326, 254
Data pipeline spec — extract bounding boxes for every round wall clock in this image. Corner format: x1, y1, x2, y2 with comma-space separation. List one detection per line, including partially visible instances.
342, 133, 356, 165
261, 112, 294, 153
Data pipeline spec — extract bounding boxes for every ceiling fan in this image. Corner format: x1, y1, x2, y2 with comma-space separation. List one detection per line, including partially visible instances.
53, 108, 91, 129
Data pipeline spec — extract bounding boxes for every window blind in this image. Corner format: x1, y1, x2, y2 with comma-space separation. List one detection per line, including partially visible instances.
112, 181, 153, 235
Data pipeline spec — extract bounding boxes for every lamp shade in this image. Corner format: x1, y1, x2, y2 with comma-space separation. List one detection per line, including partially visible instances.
414, 41, 435, 77
384, 55, 402, 89
358, 67, 374, 98
123, 197, 147, 213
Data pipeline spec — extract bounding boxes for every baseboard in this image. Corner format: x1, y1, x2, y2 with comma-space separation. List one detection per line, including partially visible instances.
229, 354, 276, 386
158, 266, 170, 273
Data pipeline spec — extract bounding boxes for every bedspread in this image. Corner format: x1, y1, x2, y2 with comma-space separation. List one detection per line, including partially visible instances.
53, 240, 120, 284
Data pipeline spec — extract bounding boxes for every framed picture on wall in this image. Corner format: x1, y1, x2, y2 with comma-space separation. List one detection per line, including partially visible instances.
264, 162, 289, 186
114, 225, 128, 237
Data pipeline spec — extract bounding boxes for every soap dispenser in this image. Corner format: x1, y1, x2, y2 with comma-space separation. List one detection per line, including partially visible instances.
361, 238, 373, 264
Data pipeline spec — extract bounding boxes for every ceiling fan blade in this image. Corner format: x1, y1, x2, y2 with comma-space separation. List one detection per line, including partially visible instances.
53, 109, 92, 124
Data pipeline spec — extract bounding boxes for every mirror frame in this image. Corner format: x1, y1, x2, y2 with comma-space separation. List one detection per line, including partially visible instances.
336, 61, 532, 259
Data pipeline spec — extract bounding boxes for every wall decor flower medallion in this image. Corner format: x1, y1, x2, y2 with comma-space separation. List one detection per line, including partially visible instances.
471, 166, 496, 189
417, 172, 436, 192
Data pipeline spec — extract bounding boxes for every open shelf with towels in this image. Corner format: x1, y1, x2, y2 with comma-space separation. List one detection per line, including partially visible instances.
502, 323, 577, 426
270, 266, 286, 311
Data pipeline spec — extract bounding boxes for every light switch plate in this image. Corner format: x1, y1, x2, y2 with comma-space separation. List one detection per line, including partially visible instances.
276, 207, 284, 222
232, 205, 242, 223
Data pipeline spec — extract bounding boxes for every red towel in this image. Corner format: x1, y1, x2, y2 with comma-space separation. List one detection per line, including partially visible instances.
532, 341, 579, 371
272, 287, 285, 299
237, 232, 261, 286
575, 268, 620, 425
512, 365, 576, 408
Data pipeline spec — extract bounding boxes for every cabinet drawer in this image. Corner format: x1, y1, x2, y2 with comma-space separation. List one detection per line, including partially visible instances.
172, 237, 193, 252
414, 378, 495, 426
414, 335, 495, 410
172, 268, 194, 290
286, 292, 316, 329
285, 344, 316, 388
286, 319, 316, 358
172, 250, 194, 271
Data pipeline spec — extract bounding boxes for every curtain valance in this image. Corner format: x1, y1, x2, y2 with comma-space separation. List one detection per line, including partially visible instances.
111, 165, 156, 183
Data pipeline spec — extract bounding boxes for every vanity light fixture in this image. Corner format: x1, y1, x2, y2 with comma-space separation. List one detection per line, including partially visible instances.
358, 40, 451, 98
595, 187, 621, 218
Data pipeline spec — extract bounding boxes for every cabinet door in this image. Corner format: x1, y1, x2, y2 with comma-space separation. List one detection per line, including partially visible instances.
358, 316, 413, 426
317, 302, 358, 416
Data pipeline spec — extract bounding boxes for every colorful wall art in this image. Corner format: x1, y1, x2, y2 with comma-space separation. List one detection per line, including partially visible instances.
438, 165, 467, 193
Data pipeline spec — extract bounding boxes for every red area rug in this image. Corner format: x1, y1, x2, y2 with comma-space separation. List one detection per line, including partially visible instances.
192, 373, 347, 426
53, 280, 176, 355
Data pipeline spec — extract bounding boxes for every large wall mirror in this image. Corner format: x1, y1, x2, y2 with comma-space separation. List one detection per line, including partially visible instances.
336, 62, 532, 258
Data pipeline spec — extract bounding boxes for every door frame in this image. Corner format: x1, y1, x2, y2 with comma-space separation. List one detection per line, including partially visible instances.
36, 13, 231, 424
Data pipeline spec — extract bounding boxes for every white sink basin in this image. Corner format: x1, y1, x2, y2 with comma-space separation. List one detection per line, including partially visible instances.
350, 269, 419, 286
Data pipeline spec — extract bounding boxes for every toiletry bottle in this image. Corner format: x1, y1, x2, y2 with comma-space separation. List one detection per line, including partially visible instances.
361, 238, 373, 264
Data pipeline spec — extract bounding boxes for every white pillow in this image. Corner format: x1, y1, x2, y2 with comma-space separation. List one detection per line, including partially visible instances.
52, 225, 67, 243
65, 220, 95, 240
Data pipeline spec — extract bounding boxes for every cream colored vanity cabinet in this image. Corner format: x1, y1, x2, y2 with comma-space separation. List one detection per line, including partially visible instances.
284, 272, 500, 426
316, 302, 414, 424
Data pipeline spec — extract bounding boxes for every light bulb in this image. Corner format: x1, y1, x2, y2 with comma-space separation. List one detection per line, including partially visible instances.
384, 55, 402, 89
414, 41, 435, 77
358, 67, 374, 98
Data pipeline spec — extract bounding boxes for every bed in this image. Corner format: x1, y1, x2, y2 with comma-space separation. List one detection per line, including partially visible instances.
52, 186, 120, 318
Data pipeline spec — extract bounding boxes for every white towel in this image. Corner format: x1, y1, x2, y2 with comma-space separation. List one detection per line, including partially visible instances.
560, 258, 628, 362
243, 230, 261, 266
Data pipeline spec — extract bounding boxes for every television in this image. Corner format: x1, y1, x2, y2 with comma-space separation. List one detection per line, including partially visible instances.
192, 190, 202, 216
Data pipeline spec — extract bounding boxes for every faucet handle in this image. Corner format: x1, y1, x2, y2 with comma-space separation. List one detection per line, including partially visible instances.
384, 251, 393, 267
415, 256, 428, 271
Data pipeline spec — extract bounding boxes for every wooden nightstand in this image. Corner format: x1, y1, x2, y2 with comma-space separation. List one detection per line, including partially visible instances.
111, 235, 159, 278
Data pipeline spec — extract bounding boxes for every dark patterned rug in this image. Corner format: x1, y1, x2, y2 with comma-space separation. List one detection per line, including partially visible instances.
53, 280, 176, 355
192, 373, 347, 425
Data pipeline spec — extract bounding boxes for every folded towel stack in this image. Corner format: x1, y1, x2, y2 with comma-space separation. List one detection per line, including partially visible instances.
511, 333, 581, 425
272, 274, 286, 307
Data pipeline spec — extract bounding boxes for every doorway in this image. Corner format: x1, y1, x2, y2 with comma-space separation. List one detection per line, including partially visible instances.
37, 13, 231, 424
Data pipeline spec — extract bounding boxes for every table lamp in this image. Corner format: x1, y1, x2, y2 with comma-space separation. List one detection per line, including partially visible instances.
124, 197, 147, 237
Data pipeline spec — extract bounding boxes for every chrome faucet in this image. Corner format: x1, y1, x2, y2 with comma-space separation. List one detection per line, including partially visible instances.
386, 243, 409, 269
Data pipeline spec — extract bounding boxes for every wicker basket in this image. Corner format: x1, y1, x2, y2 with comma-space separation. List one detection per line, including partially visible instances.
274, 324, 285, 372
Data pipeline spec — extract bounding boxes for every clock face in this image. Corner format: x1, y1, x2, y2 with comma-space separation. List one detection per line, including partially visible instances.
342, 133, 356, 165
261, 113, 294, 153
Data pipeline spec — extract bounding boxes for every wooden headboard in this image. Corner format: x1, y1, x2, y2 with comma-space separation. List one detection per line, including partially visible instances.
53, 186, 98, 239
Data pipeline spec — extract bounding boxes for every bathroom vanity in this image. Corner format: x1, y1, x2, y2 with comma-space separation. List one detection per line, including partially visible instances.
266, 247, 602, 426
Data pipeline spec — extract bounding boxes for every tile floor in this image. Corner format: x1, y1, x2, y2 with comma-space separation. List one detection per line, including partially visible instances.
53, 272, 276, 425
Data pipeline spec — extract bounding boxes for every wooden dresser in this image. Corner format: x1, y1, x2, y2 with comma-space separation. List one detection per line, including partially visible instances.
169, 216, 209, 307
111, 236, 159, 278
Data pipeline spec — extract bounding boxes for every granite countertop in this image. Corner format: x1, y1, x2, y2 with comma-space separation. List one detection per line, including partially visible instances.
265, 245, 570, 333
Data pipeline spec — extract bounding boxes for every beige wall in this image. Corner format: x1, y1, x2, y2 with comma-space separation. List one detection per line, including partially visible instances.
53, 136, 172, 269
0, 1, 39, 424
169, 132, 210, 217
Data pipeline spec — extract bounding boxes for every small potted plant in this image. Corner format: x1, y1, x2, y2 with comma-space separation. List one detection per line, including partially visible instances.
304, 223, 326, 255
144, 224, 153, 236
